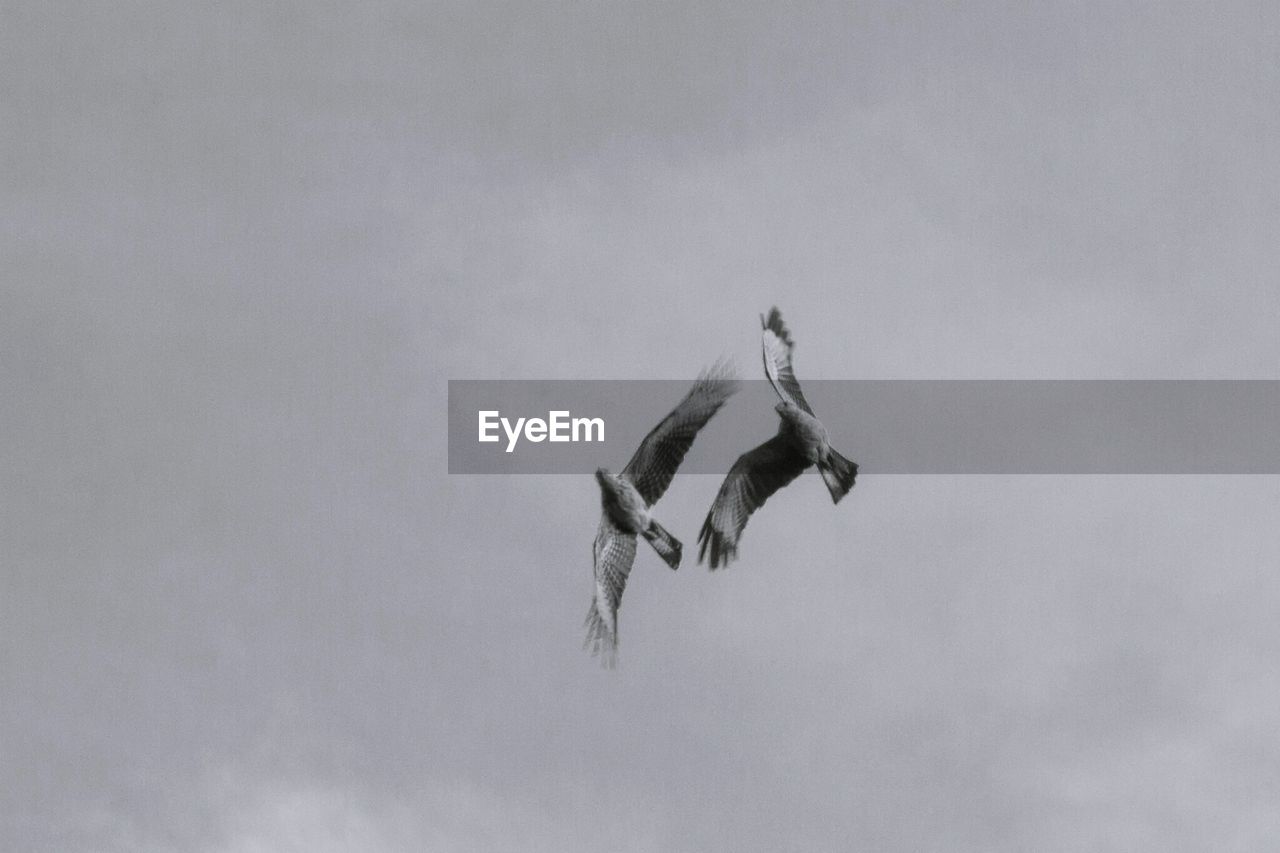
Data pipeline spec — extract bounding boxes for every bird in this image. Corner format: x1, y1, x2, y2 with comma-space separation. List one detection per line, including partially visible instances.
697, 308, 857, 569
585, 360, 739, 666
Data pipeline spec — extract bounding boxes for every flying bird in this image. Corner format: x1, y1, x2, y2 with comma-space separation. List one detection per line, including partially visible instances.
585, 361, 739, 666
697, 308, 857, 569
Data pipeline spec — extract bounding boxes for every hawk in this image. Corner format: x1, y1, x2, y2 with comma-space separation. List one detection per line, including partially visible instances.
697, 308, 857, 569
585, 361, 739, 666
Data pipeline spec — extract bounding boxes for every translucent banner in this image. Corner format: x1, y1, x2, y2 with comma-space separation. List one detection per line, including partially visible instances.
447, 380, 1280, 474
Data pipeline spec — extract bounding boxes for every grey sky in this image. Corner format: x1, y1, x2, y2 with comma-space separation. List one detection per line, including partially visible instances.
3, 2, 1280, 850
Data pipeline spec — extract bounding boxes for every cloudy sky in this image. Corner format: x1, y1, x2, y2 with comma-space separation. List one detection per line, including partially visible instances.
4, 2, 1280, 850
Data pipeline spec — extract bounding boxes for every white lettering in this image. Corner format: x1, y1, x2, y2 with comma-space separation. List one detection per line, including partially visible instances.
502, 416, 526, 453
573, 416, 604, 442
478, 411, 500, 442
480, 411, 603, 452
548, 411, 570, 442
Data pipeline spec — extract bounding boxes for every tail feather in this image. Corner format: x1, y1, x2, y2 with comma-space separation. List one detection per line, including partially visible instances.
643, 519, 682, 569
818, 447, 858, 504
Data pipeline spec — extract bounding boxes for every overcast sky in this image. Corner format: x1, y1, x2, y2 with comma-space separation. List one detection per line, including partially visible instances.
4, 2, 1280, 851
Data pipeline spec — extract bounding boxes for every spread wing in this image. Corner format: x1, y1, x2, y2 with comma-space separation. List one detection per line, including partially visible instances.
697, 432, 809, 569
761, 307, 814, 415
621, 360, 739, 506
583, 514, 638, 667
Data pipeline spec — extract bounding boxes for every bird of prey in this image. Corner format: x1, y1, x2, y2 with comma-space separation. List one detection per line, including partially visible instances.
697, 308, 857, 569
585, 361, 740, 666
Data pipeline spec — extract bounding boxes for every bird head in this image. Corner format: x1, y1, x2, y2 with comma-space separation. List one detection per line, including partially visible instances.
775, 400, 800, 418
594, 467, 623, 502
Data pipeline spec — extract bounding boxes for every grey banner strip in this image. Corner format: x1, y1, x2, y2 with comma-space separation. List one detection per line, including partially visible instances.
448, 380, 1280, 474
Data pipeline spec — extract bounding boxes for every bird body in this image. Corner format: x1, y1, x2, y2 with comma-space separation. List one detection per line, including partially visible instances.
775, 401, 827, 465
697, 309, 857, 569
595, 467, 682, 570
595, 468, 651, 534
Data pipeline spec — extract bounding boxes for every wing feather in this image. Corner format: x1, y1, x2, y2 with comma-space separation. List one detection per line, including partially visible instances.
583, 514, 638, 667
621, 359, 739, 506
697, 432, 809, 569
761, 307, 814, 415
